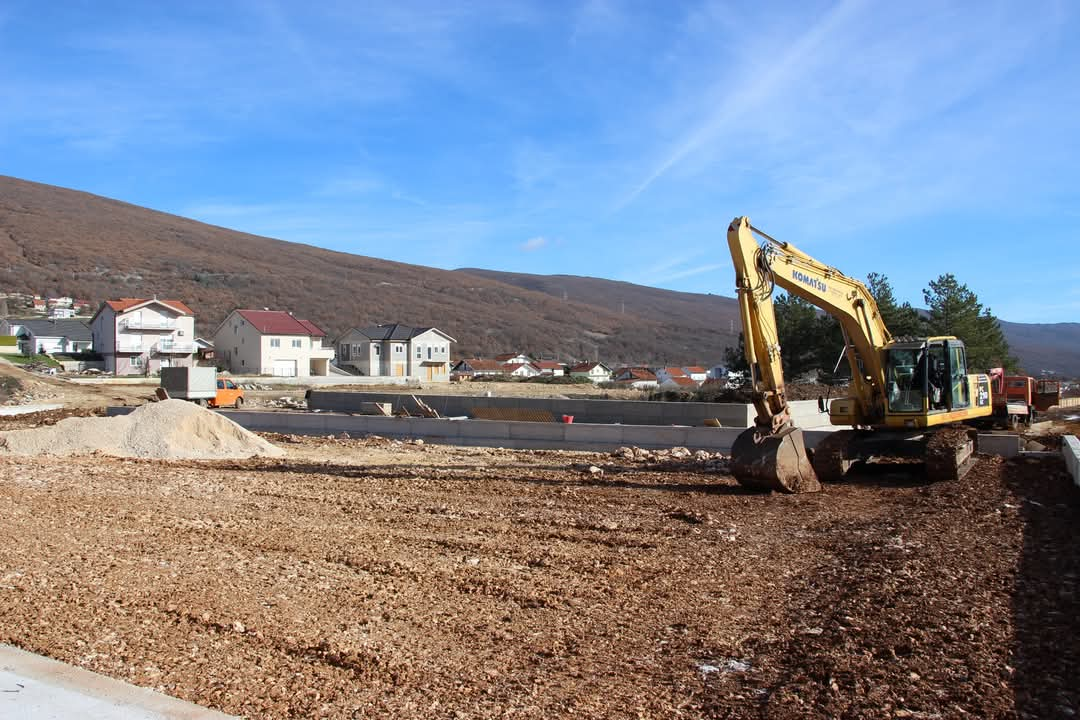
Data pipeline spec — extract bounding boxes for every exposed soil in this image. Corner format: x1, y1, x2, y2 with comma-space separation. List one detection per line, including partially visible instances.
1, 435, 1076, 719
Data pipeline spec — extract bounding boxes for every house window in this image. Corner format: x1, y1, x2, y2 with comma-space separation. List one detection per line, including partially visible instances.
292, 339, 302, 348
427, 347, 432, 359
131, 355, 143, 367
416, 346, 422, 359
178, 330, 184, 336
374, 345, 381, 356
270, 338, 280, 348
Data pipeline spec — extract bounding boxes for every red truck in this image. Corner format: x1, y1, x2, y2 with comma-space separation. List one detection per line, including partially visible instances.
988, 369, 1061, 428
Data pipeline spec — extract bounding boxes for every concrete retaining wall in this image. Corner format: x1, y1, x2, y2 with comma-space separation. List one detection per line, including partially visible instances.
1064, 436, 1080, 488
109, 407, 835, 454
307, 391, 837, 430
1060, 397, 1080, 409
57, 360, 105, 372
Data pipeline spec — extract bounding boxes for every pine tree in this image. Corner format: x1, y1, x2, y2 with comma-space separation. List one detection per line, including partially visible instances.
866, 272, 922, 337
922, 274, 1016, 371
774, 293, 821, 379
723, 332, 749, 374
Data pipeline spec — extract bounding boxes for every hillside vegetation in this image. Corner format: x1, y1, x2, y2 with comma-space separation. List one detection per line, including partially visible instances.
1, 175, 1076, 374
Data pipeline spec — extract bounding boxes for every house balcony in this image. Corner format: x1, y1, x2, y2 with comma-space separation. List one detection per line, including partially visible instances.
115, 342, 146, 354
120, 318, 177, 331
154, 341, 195, 354
311, 345, 335, 360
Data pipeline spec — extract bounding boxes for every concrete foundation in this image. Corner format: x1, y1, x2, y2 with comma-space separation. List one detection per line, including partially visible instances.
1064, 436, 1080, 488
978, 433, 1022, 459
108, 407, 836, 454
307, 391, 839, 430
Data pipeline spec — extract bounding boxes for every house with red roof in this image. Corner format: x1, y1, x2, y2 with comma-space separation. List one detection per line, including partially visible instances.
613, 367, 658, 389
533, 360, 566, 377
658, 375, 699, 390
89, 298, 197, 375
655, 366, 689, 385
682, 366, 708, 383
212, 309, 334, 377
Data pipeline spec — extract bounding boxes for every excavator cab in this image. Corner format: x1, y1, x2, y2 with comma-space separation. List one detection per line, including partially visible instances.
885, 338, 976, 421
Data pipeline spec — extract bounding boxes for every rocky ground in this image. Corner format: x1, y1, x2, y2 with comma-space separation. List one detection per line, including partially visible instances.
0, 429, 1076, 719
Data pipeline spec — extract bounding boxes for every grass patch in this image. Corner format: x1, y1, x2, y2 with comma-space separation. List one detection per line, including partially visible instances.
7, 354, 62, 368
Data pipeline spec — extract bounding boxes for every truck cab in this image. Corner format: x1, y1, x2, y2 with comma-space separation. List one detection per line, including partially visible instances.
212, 378, 244, 408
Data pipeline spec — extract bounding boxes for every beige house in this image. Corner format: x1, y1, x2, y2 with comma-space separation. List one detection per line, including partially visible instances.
335, 324, 456, 382
212, 309, 333, 377
89, 298, 196, 375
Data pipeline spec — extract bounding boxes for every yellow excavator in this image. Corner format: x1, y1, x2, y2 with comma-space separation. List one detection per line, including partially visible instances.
726, 216, 993, 493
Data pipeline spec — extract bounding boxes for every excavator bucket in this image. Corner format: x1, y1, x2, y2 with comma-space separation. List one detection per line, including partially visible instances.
730, 426, 821, 493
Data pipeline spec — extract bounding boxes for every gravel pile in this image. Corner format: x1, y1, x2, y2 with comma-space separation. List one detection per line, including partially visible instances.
0, 399, 284, 459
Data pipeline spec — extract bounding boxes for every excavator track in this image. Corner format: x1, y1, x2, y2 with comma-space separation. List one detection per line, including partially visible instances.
925, 426, 978, 482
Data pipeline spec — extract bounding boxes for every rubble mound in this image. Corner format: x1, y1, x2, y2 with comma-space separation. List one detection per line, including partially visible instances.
0, 399, 284, 460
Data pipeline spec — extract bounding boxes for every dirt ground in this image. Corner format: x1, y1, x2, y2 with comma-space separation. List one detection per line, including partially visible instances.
1, 428, 1077, 719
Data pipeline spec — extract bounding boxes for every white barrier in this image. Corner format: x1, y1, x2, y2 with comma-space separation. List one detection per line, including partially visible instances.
1064, 436, 1080, 488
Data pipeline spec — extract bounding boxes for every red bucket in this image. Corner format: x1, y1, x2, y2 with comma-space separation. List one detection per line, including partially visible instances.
562, 415, 575, 424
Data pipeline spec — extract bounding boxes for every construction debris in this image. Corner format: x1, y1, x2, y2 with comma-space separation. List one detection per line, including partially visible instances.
613, 445, 729, 471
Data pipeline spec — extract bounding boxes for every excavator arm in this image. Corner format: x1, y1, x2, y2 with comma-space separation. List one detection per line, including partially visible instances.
728, 216, 893, 427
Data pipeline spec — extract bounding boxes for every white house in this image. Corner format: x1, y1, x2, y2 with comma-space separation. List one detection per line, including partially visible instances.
495, 353, 532, 366
12, 318, 92, 355
569, 361, 611, 384
505, 362, 541, 378
89, 298, 196, 375
212, 309, 333, 377
335, 324, 456, 382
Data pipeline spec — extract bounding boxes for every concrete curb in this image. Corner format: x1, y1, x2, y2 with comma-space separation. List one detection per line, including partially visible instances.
0, 403, 64, 416
1064, 436, 1080, 488
0, 644, 235, 719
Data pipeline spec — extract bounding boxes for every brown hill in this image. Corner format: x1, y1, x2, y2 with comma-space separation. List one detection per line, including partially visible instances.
1, 175, 1075, 375
0, 175, 735, 365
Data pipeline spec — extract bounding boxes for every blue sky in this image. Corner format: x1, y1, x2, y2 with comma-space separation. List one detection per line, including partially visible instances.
2, 1, 1078, 323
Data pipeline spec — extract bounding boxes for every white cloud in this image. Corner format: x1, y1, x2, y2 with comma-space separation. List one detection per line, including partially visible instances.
521, 236, 549, 252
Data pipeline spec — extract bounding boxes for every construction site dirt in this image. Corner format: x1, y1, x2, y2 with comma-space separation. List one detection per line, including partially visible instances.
1, 429, 1077, 719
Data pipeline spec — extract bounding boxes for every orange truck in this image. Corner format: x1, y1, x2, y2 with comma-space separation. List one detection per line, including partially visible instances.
988, 369, 1061, 428
160, 367, 245, 408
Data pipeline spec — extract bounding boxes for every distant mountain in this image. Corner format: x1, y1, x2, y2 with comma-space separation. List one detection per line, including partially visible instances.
459, 270, 1080, 378
998, 321, 1080, 378
0, 175, 1074, 375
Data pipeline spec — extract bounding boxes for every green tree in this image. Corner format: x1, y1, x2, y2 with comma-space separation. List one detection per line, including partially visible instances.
723, 332, 749, 374
866, 272, 922, 337
774, 293, 822, 379
922, 273, 1017, 371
